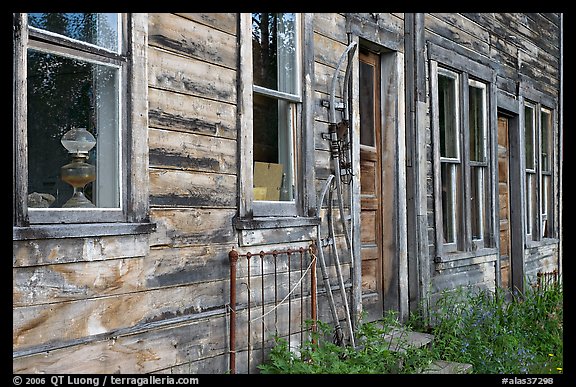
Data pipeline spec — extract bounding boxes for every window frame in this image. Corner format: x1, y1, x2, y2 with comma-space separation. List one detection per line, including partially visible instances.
524, 101, 538, 240
13, 13, 153, 239
540, 106, 554, 239
236, 13, 317, 227
468, 78, 489, 246
437, 67, 462, 252
430, 58, 497, 259
522, 100, 556, 242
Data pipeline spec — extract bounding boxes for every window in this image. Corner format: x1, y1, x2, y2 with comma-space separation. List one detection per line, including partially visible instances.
524, 102, 555, 241
252, 13, 300, 204
540, 108, 554, 238
468, 80, 489, 242
434, 65, 494, 254
237, 13, 315, 222
438, 68, 461, 248
13, 13, 150, 231
524, 103, 537, 239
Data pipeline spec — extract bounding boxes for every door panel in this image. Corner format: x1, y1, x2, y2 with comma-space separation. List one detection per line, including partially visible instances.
359, 49, 383, 320
498, 116, 511, 289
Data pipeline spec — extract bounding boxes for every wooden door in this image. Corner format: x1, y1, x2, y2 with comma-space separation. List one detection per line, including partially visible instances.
498, 116, 511, 289
359, 49, 384, 321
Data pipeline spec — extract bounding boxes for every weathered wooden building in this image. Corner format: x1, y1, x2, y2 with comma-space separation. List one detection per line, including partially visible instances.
13, 13, 563, 374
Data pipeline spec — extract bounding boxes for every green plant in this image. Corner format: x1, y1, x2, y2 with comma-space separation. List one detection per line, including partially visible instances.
408, 279, 563, 374
258, 278, 562, 374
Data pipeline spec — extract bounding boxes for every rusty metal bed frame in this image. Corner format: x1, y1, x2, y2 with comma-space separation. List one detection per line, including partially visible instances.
228, 245, 317, 374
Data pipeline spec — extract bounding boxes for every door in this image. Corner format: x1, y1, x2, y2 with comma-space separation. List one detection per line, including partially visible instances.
359, 49, 383, 321
497, 115, 511, 289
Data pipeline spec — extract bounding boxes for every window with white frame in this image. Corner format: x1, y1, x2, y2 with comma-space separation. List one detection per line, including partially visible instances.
13, 13, 149, 228
252, 13, 300, 205
238, 12, 309, 219
524, 102, 555, 241
434, 66, 493, 253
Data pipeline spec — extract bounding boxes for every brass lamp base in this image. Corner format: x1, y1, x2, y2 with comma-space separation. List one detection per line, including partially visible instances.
62, 191, 96, 208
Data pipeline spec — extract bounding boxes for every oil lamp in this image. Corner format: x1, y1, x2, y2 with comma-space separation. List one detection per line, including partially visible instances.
60, 127, 96, 208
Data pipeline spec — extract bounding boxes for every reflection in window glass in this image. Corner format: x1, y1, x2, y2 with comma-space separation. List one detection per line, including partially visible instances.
541, 109, 552, 172
27, 50, 120, 208
252, 13, 297, 94
471, 166, 486, 240
438, 73, 459, 159
359, 61, 375, 147
28, 13, 119, 52
251, 13, 298, 202
441, 163, 459, 244
469, 83, 486, 162
524, 105, 535, 170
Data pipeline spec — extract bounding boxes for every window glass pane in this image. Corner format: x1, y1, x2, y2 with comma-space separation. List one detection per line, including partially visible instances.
471, 166, 486, 240
525, 173, 536, 238
359, 60, 375, 147
27, 49, 120, 209
253, 93, 295, 201
541, 109, 552, 172
524, 105, 535, 170
28, 13, 119, 52
252, 13, 297, 95
438, 73, 458, 159
469, 84, 486, 162
441, 163, 458, 244
542, 175, 552, 237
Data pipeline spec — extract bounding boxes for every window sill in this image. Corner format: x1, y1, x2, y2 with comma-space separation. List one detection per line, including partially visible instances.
234, 216, 320, 230
525, 237, 560, 249
13, 222, 156, 241
434, 247, 498, 264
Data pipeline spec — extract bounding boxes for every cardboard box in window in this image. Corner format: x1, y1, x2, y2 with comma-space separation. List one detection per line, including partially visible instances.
253, 162, 283, 201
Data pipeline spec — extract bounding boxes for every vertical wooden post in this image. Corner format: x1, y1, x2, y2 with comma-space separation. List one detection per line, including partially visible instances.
310, 244, 318, 339
228, 248, 238, 374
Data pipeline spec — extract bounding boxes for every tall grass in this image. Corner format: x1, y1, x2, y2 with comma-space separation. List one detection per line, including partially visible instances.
407, 278, 563, 374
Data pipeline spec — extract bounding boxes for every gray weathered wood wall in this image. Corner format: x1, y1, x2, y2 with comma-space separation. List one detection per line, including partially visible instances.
13, 12, 561, 374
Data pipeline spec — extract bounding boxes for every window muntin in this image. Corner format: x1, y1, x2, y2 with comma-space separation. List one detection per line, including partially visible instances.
251, 13, 301, 204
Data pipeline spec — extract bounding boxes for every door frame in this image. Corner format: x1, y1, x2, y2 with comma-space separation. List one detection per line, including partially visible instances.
496, 98, 524, 294
351, 38, 408, 324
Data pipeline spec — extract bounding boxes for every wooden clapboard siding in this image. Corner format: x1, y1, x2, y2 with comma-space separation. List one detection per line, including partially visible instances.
13, 278, 232, 351
148, 88, 237, 140
13, 258, 146, 306
431, 259, 497, 294
13, 234, 150, 268
14, 311, 231, 374
313, 13, 348, 43
148, 13, 236, 70
148, 46, 237, 104
314, 33, 350, 71
148, 128, 237, 175
149, 208, 236, 248
149, 169, 236, 208
175, 13, 237, 36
